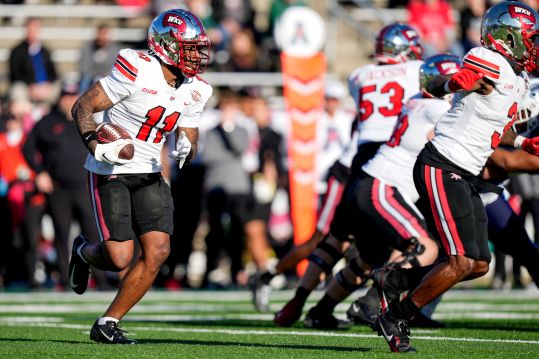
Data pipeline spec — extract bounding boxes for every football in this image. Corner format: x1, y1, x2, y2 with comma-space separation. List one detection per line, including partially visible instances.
96, 122, 135, 160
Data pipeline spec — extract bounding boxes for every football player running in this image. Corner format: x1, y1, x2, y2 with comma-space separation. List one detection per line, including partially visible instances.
68, 9, 212, 344
272, 23, 424, 325
374, 2, 539, 353
304, 54, 459, 330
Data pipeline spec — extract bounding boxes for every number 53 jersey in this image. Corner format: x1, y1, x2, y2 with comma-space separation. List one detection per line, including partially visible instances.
84, 48, 213, 175
348, 60, 423, 146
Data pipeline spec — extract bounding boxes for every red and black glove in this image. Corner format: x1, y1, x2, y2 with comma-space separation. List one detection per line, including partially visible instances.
522, 136, 539, 156
447, 68, 484, 92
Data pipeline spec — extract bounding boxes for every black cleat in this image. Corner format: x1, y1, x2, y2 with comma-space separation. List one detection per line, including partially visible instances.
69, 235, 90, 295
347, 294, 379, 328
375, 313, 416, 353
303, 307, 351, 330
90, 320, 137, 344
274, 297, 304, 327
372, 266, 404, 313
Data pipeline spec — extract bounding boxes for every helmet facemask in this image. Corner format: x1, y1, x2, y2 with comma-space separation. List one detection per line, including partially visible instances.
166, 34, 211, 77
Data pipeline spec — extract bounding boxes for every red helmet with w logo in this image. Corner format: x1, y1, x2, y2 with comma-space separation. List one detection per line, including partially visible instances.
373, 23, 423, 64
147, 9, 211, 77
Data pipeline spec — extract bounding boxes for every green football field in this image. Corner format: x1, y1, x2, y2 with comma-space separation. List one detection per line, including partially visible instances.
0, 288, 538, 358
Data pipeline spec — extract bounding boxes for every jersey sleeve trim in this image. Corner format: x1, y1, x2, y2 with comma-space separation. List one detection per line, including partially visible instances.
114, 55, 138, 82
463, 55, 500, 80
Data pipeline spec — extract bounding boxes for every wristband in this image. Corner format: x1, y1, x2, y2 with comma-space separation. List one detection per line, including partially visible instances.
443, 80, 451, 93
82, 131, 98, 146
514, 135, 526, 149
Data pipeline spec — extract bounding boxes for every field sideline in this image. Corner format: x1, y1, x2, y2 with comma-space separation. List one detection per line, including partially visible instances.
0, 288, 538, 358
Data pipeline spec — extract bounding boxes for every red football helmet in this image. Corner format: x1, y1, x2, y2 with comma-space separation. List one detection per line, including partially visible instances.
147, 9, 211, 77
373, 23, 423, 64
481, 1, 539, 72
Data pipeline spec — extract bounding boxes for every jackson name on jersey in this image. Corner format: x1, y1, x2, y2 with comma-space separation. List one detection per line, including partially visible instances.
85, 48, 213, 175
347, 60, 423, 146
363, 94, 450, 203
431, 46, 529, 175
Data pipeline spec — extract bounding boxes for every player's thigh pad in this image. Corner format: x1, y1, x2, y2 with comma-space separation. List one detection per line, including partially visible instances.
131, 174, 174, 237
89, 173, 132, 242
352, 176, 427, 266
414, 163, 486, 260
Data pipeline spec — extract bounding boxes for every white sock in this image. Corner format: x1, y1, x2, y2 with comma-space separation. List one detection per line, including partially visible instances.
76, 242, 88, 264
98, 316, 119, 326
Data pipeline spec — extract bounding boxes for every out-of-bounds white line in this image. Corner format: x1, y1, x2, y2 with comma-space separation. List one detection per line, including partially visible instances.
435, 312, 539, 320
0, 304, 255, 313
0, 316, 64, 322
436, 303, 539, 311
0, 288, 536, 303
1, 322, 538, 345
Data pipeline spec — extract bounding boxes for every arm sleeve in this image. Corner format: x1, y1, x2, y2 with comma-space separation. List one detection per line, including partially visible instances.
98, 49, 139, 104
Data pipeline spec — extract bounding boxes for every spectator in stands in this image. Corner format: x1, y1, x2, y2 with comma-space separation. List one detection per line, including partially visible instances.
315, 81, 354, 205
201, 91, 272, 289
211, 0, 255, 30
9, 18, 58, 104
248, 94, 291, 253
407, 0, 461, 57
459, 0, 491, 53
201, 92, 248, 287
229, 29, 262, 72
0, 105, 44, 288
79, 24, 123, 92
22, 82, 105, 290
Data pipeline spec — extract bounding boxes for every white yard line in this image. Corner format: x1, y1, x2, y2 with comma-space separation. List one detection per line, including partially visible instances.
0, 288, 537, 303
1, 321, 538, 345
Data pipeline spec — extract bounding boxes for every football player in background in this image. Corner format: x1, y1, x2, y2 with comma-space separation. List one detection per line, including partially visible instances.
68, 9, 212, 344
374, 2, 539, 352
303, 54, 461, 330
347, 76, 539, 332
270, 23, 424, 325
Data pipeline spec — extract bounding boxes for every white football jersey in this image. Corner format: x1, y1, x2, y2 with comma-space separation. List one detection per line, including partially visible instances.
348, 60, 423, 145
315, 109, 354, 194
431, 47, 529, 175
363, 94, 450, 202
85, 48, 213, 175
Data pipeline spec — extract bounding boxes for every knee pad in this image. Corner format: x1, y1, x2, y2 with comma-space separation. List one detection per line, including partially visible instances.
335, 269, 361, 292
307, 241, 343, 274
394, 237, 425, 268
349, 256, 369, 282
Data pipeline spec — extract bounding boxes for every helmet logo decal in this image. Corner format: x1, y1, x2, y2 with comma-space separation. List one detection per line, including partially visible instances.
509, 4, 536, 26
163, 14, 187, 32
403, 29, 418, 40
437, 61, 458, 74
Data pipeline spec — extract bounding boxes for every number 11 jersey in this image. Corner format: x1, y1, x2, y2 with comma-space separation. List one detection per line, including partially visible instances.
84, 48, 213, 175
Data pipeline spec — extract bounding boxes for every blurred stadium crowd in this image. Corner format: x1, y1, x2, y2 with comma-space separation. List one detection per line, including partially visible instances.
0, 0, 538, 292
